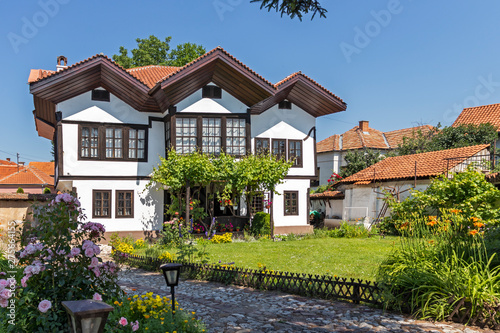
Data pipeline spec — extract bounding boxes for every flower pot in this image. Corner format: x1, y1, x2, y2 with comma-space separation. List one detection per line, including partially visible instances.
229, 228, 233, 232
265, 205, 271, 209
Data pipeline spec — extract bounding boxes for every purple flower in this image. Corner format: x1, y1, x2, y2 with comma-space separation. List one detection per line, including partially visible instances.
70, 247, 81, 257
85, 247, 94, 258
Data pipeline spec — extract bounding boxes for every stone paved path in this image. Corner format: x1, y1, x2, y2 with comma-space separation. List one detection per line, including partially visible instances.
117, 267, 496, 333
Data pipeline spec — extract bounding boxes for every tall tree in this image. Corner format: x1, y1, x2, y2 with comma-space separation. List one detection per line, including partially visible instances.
112, 35, 205, 69
397, 123, 498, 156
251, 0, 327, 20
340, 149, 383, 178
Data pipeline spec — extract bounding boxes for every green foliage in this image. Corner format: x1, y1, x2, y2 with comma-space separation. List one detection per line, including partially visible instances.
1, 194, 122, 332
340, 149, 383, 178
112, 35, 205, 68
250, 212, 271, 237
386, 168, 500, 231
16, 187, 24, 194
397, 123, 497, 156
42, 187, 51, 194
251, 0, 327, 20
377, 210, 500, 324
160, 218, 192, 247
105, 292, 206, 332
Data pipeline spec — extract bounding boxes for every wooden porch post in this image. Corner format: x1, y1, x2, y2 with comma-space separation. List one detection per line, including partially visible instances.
270, 190, 275, 240
185, 179, 190, 223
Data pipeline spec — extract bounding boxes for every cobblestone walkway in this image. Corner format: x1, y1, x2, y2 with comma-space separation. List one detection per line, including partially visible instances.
117, 267, 496, 333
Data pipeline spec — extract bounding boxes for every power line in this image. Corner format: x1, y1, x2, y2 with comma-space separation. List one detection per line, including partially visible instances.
0, 149, 50, 162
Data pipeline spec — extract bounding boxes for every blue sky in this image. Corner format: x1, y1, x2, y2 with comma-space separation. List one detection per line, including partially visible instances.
2, 1, 500, 162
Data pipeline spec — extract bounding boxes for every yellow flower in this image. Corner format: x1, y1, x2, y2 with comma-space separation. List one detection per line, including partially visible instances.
144, 314, 150, 319
191, 311, 195, 315
184, 320, 188, 323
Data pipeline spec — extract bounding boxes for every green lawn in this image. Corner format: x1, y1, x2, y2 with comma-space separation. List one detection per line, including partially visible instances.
137, 236, 399, 281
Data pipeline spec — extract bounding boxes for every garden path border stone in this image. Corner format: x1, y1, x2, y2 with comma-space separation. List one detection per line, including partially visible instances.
116, 267, 496, 333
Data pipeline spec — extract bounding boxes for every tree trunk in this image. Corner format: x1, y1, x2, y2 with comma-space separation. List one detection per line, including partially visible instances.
185, 179, 190, 224
270, 190, 275, 240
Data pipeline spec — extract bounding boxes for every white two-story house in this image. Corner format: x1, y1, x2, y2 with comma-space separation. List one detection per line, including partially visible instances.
28, 48, 346, 239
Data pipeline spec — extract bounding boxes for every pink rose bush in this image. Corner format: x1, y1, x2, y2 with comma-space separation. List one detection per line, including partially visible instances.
0, 193, 123, 332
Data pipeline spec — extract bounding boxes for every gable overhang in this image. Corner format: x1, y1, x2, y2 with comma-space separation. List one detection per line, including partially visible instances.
250, 74, 347, 117
30, 56, 167, 136
157, 48, 276, 107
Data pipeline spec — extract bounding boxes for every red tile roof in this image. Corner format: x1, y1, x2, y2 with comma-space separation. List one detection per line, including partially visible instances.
126, 65, 180, 88
28, 162, 54, 176
339, 144, 490, 185
28, 47, 344, 105
317, 123, 434, 153
0, 165, 19, 179
310, 190, 344, 199
384, 125, 435, 148
0, 164, 54, 187
0, 159, 17, 166
452, 103, 500, 130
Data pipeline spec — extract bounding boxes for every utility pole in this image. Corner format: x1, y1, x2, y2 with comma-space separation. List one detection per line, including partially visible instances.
17, 153, 19, 173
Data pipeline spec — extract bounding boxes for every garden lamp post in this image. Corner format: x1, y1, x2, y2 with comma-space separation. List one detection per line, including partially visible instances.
160, 263, 183, 315
61, 299, 114, 333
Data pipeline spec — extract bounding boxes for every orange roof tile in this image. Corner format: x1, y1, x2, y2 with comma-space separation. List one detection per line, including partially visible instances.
310, 190, 344, 199
317, 134, 340, 153
28, 162, 54, 176
384, 125, 435, 148
0, 165, 54, 186
0, 165, 19, 179
126, 65, 180, 88
317, 123, 435, 153
452, 103, 500, 130
339, 144, 490, 184
0, 159, 17, 166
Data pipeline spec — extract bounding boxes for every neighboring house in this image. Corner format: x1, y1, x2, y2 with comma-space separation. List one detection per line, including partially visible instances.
28, 49, 346, 239
452, 103, 500, 150
316, 120, 433, 185
0, 161, 54, 194
317, 144, 490, 222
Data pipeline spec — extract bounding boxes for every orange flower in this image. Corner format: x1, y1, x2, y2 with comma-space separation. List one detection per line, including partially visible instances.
428, 216, 437, 221
473, 222, 485, 228
450, 209, 462, 214
426, 220, 437, 226
469, 230, 478, 236
470, 216, 480, 223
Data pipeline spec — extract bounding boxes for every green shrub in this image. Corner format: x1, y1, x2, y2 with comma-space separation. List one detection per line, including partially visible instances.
377, 209, 500, 324
250, 212, 270, 237
16, 187, 24, 194
43, 187, 51, 194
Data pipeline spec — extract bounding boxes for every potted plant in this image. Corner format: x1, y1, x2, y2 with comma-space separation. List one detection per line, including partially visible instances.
235, 226, 240, 232
227, 223, 234, 232
264, 199, 272, 209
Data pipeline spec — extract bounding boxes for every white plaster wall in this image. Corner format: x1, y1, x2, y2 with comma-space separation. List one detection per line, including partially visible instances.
318, 152, 334, 185
176, 83, 247, 114
58, 90, 166, 123
310, 199, 343, 218
273, 179, 310, 227
251, 105, 316, 176
342, 180, 431, 220
73, 179, 163, 232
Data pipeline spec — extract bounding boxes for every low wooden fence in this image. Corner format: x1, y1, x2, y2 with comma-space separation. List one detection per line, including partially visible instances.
119, 251, 381, 306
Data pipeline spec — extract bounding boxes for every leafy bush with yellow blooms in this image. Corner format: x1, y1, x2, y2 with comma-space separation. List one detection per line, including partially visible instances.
105, 292, 206, 332
134, 238, 146, 249
210, 232, 232, 244
158, 251, 175, 262
112, 241, 134, 255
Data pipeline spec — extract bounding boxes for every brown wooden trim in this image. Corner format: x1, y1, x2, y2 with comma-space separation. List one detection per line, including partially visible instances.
115, 190, 134, 218
306, 188, 310, 225
56, 113, 63, 184
284, 175, 318, 180
288, 139, 303, 168
92, 189, 112, 219
283, 190, 299, 216
76, 122, 148, 162
59, 175, 151, 180
254, 138, 270, 154
271, 138, 287, 160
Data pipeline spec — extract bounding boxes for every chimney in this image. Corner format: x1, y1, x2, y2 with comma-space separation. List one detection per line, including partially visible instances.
56, 55, 68, 71
18, 162, 25, 166
359, 120, 369, 131
6, 158, 10, 162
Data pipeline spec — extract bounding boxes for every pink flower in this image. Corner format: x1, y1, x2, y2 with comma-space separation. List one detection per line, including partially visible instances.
82, 240, 94, 250
92, 267, 101, 277
131, 320, 139, 331
21, 276, 29, 287
0, 299, 7, 308
70, 247, 81, 257
119, 317, 128, 326
85, 247, 94, 258
0, 289, 11, 299
0, 279, 8, 288
0, 272, 6, 276
89, 257, 99, 268
92, 293, 102, 301
38, 300, 52, 313
93, 245, 101, 255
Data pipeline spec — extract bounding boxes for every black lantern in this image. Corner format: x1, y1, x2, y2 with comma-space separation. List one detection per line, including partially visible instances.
61, 300, 114, 333
160, 263, 182, 314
